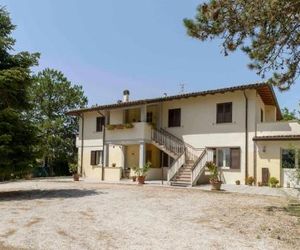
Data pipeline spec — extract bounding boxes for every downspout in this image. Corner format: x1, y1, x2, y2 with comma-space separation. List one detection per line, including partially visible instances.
80, 113, 84, 176
97, 110, 106, 181
253, 93, 258, 185
243, 91, 248, 182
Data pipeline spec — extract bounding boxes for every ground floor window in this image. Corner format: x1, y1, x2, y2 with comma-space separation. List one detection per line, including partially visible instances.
281, 149, 300, 169
90, 150, 103, 165
212, 147, 241, 169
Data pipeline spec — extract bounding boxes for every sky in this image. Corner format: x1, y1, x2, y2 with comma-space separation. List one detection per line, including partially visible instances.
2, 0, 300, 111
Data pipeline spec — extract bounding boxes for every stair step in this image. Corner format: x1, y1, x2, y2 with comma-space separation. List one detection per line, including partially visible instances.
170, 181, 191, 187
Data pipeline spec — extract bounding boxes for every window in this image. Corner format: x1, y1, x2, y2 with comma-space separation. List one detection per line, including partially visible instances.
96, 117, 105, 132
90, 150, 102, 165
213, 147, 240, 169
146, 112, 153, 123
168, 108, 181, 127
216, 102, 232, 123
217, 148, 230, 168
260, 109, 264, 122
282, 149, 296, 169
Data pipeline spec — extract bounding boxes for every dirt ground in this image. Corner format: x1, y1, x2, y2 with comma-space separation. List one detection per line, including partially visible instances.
0, 179, 299, 250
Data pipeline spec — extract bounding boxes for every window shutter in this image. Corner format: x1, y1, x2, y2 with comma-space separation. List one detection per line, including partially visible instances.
230, 148, 240, 169
91, 151, 96, 165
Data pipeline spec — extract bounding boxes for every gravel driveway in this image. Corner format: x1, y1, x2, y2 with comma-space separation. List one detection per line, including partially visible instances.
0, 179, 299, 250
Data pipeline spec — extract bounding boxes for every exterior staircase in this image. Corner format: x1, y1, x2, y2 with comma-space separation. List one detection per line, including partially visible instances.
151, 128, 212, 187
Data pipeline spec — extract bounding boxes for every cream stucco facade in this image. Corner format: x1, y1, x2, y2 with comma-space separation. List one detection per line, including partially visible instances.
71, 84, 300, 187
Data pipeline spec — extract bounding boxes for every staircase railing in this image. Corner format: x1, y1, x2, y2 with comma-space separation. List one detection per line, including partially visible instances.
151, 128, 185, 156
167, 151, 185, 182
191, 149, 214, 186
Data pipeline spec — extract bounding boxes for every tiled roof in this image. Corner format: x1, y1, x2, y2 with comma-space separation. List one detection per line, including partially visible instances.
253, 135, 300, 141
67, 82, 282, 120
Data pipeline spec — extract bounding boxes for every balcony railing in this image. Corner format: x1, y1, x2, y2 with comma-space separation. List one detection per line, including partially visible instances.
105, 122, 152, 143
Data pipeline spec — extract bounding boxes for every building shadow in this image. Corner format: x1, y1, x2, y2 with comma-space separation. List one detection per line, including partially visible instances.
0, 188, 104, 201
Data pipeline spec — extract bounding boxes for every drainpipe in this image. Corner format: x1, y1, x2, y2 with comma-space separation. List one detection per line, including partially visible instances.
79, 113, 84, 176
97, 110, 106, 181
243, 91, 248, 182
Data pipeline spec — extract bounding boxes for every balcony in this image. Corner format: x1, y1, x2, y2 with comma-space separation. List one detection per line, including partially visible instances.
257, 121, 300, 137
105, 122, 152, 144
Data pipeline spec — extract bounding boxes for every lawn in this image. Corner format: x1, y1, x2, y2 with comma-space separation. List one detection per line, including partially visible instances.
0, 179, 299, 250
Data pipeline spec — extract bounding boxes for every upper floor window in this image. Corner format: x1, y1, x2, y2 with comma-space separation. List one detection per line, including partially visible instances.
260, 109, 264, 122
96, 117, 105, 132
168, 108, 181, 127
216, 102, 232, 123
146, 112, 153, 123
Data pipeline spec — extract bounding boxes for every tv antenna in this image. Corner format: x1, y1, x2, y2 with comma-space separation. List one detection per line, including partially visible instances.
179, 83, 185, 94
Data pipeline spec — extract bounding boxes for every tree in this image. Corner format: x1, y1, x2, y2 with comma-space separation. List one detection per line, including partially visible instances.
184, 0, 300, 90
281, 107, 299, 121
0, 7, 40, 180
29, 68, 87, 176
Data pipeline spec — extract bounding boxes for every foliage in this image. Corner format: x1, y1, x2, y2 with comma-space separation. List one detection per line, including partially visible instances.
132, 162, 151, 177
184, 0, 300, 90
281, 107, 299, 121
68, 163, 78, 174
28, 68, 87, 176
268, 177, 279, 188
205, 161, 221, 183
235, 180, 240, 185
0, 6, 40, 180
246, 176, 255, 186
124, 123, 134, 128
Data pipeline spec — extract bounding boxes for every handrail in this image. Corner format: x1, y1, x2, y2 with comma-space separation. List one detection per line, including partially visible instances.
151, 128, 185, 156
167, 151, 185, 181
191, 149, 214, 186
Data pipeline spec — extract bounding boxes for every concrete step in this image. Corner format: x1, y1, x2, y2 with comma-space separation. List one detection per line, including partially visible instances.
170, 181, 191, 187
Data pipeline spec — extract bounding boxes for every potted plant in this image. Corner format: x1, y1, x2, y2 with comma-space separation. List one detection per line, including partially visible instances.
246, 176, 255, 186
69, 163, 79, 181
115, 124, 124, 129
205, 161, 222, 191
133, 162, 151, 184
106, 124, 115, 130
269, 177, 279, 188
131, 166, 138, 182
124, 123, 134, 129
235, 180, 240, 185
112, 163, 116, 168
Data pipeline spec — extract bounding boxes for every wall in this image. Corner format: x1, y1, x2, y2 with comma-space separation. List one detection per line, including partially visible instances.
146, 144, 161, 168
160, 90, 259, 184
256, 141, 300, 187
126, 145, 139, 169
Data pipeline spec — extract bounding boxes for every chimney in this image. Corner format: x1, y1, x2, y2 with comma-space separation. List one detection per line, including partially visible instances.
123, 90, 130, 102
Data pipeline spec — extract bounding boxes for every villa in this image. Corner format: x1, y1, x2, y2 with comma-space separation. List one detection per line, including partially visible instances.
67, 83, 300, 187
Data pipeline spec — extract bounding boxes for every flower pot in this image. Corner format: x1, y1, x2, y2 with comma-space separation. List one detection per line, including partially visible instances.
210, 180, 222, 191
73, 173, 79, 181
137, 176, 145, 184
132, 176, 137, 182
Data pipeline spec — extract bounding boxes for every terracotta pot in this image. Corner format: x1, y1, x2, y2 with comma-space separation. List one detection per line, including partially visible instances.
132, 176, 137, 182
73, 173, 79, 181
210, 180, 222, 190
137, 176, 145, 184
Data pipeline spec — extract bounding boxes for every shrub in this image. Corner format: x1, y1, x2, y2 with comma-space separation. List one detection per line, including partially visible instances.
246, 176, 255, 186
124, 123, 134, 129
269, 177, 279, 188
68, 163, 78, 174
106, 124, 115, 130
132, 162, 151, 177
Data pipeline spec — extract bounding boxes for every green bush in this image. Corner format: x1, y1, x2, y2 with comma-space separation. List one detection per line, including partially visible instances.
269, 177, 279, 188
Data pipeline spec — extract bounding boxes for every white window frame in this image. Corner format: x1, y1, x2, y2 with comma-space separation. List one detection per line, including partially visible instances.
216, 148, 231, 169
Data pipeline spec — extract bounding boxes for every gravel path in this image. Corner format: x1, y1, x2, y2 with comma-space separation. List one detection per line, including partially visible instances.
0, 179, 299, 250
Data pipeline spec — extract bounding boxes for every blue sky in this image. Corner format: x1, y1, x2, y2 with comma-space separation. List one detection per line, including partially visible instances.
2, 0, 300, 111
